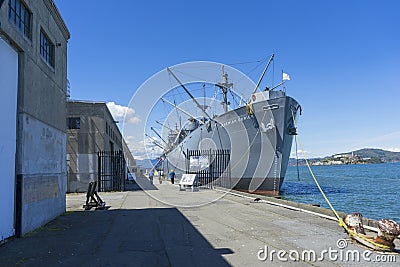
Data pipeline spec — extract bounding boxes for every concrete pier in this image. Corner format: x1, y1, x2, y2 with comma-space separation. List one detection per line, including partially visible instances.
0, 178, 399, 266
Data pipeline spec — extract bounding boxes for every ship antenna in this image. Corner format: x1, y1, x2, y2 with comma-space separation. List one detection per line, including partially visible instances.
216, 65, 233, 113
252, 54, 274, 94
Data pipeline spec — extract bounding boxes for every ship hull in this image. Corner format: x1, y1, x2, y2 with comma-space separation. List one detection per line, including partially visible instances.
164, 95, 300, 194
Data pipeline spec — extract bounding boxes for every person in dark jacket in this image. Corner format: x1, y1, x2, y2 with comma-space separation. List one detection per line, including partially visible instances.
169, 170, 176, 184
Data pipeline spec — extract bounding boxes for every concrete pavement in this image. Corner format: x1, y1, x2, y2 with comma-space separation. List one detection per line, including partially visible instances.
0, 177, 399, 266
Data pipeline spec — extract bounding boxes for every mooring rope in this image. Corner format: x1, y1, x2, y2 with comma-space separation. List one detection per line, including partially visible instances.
290, 110, 392, 250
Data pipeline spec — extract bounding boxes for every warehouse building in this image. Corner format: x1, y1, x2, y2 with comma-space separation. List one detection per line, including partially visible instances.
0, 0, 70, 238
67, 101, 137, 192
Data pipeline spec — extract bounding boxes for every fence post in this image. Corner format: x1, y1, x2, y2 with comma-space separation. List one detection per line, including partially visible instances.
185, 149, 230, 190
97, 151, 102, 192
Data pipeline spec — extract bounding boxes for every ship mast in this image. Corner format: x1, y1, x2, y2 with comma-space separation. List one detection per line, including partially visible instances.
252, 54, 274, 94
151, 127, 168, 145
216, 66, 233, 113
145, 134, 165, 150
161, 98, 204, 125
155, 120, 174, 132
167, 67, 212, 120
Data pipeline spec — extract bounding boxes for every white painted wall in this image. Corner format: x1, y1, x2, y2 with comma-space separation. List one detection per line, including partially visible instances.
0, 36, 18, 240
19, 114, 67, 235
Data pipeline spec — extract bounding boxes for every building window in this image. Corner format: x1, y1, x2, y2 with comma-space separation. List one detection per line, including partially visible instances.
40, 30, 55, 68
68, 117, 80, 129
8, 0, 32, 39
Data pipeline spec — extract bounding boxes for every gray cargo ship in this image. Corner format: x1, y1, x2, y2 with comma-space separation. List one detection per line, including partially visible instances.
160, 55, 301, 194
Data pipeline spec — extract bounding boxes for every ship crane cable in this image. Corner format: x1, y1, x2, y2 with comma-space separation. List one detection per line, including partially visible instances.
167, 67, 212, 120
290, 110, 394, 252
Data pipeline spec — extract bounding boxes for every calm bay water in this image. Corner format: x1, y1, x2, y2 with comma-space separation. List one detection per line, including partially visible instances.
281, 162, 400, 223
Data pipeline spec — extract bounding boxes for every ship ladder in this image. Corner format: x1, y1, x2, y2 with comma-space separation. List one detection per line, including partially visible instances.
290, 111, 393, 252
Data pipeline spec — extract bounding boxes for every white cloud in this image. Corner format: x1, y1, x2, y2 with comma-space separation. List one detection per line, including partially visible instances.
124, 136, 163, 160
128, 116, 141, 124
107, 102, 141, 125
125, 135, 135, 141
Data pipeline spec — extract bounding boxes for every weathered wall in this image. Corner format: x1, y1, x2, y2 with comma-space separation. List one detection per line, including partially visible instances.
19, 114, 67, 235
0, 0, 70, 236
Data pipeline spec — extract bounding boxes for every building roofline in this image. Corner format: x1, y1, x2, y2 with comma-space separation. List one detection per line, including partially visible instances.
67, 99, 107, 105
67, 100, 119, 128
44, 0, 70, 40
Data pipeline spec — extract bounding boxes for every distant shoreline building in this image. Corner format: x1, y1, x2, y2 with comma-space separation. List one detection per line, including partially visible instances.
67, 100, 137, 192
0, 0, 70, 238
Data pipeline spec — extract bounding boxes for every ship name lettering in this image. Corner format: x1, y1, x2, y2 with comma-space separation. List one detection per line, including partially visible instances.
222, 115, 253, 126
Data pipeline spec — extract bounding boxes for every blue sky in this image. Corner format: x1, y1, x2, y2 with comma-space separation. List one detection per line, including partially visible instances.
55, 0, 400, 158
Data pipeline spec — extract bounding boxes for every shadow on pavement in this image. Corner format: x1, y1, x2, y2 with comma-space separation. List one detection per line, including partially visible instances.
125, 177, 159, 191
0, 208, 233, 266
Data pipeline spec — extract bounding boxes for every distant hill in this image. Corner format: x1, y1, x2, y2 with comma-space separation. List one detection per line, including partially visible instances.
348, 148, 400, 162
288, 158, 308, 166
136, 159, 159, 169
138, 149, 400, 168
289, 148, 400, 166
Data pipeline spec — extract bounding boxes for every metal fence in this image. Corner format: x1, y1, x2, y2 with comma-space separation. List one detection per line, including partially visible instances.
97, 150, 126, 192
186, 149, 231, 189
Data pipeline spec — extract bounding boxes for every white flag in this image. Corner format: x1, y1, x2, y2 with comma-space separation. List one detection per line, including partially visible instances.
282, 72, 291, 81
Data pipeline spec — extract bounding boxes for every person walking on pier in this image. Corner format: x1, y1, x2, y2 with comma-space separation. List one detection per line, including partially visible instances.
149, 170, 154, 185
169, 170, 176, 184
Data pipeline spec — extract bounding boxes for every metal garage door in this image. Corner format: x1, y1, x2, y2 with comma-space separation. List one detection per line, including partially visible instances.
0, 36, 18, 240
